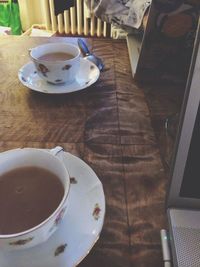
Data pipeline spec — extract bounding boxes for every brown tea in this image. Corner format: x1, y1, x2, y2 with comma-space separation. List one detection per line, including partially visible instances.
0, 166, 64, 234
38, 52, 74, 61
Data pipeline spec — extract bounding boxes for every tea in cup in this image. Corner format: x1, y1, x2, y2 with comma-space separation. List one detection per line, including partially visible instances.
29, 43, 80, 84
0, 147, 70, 251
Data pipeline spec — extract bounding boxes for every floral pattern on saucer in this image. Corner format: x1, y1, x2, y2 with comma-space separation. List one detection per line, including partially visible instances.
54, 244, 67, 257
93, 203, 101, 220
70, 177, 77, 184
21, 76, 27, 83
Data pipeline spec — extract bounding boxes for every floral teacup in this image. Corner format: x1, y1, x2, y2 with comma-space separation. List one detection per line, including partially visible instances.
29, 43, 80, 84
0, 147, 70, 251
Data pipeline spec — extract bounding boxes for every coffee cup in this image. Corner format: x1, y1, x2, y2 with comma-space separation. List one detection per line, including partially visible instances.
29, 43, 80, 84
0, 147, 70, 251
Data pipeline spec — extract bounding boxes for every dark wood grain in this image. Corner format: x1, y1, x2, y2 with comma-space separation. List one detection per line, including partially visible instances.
142, 84, 185, 167
122, 144, 168, 267
0, 36, 184, 267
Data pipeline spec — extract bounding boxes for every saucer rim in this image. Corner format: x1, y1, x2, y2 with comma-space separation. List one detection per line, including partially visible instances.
18, 58, 100, 94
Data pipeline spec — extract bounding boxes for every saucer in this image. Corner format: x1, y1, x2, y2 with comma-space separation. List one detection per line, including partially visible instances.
18, 58, 100, 94
0, 150, 105, 267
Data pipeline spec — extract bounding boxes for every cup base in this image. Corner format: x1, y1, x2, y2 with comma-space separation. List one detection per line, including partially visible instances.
47, 81, 66, 85
47, 78, 75, 86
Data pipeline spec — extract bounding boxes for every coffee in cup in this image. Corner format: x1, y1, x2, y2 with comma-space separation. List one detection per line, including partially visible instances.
38, 52, 74, 61
0, 166, 64, 235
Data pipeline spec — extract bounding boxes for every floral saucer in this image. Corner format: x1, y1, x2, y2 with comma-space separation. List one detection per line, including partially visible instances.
18, 58, 100, 94
0, 150, 105, 267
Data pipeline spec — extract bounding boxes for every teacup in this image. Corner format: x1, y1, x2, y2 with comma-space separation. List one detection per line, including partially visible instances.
29, 43, 80, 84
0, 147, 70, 251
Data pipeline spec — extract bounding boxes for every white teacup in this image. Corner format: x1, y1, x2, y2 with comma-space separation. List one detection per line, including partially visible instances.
29, 43, 80, 84
0, 147, 70, 251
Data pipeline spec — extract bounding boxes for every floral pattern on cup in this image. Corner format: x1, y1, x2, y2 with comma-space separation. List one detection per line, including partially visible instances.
55, 207, 66, 225
21, 76, 27, 83
54, 243, 67, 256
38, 64, 49, 77
92, 203, 101, 220
62, 65, 72, 70
49, 206, 67, 233
9, 237, 34, 246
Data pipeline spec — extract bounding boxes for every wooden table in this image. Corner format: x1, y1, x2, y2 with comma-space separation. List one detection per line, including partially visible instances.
0, 36, 184, 267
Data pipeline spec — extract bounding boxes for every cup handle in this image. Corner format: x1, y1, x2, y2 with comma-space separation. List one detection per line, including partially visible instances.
50, 147, 71, 180
50, 146, 65, 157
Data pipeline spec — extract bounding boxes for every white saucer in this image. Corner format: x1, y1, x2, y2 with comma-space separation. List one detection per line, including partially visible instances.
18, 58, 100, 94
0, 150, 105, 267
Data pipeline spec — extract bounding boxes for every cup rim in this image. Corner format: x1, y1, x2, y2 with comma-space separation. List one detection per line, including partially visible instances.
0, 148, 70, 239
29, 42, 80, 64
